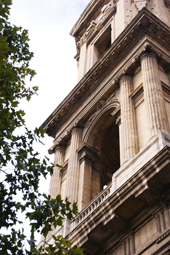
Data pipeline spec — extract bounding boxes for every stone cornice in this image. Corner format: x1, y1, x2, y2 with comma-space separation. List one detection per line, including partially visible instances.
42, 8, 170, 138
70, 1, 170, 39
66, 146, 170, 250
70, 0, 117, 39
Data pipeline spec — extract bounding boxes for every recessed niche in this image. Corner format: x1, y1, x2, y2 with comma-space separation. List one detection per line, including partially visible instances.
94, 25, 111, 61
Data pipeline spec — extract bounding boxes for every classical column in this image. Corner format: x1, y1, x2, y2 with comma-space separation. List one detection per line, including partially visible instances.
49, 146, 65, 199
141, 52, 170, 138
120, 75, 139, 165
64, 128, 83, 204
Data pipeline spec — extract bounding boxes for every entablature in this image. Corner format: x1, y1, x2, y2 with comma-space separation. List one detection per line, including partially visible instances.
42, 8, 170, 143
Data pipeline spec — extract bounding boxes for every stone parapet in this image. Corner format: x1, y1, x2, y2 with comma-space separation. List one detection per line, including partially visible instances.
111, 131, 170, 192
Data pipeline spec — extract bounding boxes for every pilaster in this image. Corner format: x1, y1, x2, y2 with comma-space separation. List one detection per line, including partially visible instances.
120, 75, 139, 165
141, 52, 170, 138
77, 143, 97, 211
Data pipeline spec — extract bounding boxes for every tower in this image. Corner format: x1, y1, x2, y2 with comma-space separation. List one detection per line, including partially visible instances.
42, 0, 170, 254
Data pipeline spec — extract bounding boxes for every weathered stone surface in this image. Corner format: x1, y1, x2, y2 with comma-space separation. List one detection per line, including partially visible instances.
120, 75, 139, 165
40, 1, 170, 254
141, 52, 170, 138
49, 146, 65, 198
64, 128, 82, 204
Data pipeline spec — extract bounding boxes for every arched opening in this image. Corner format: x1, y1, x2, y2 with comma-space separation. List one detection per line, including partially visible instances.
100, 123, 120, 188
84, 106, 120, 198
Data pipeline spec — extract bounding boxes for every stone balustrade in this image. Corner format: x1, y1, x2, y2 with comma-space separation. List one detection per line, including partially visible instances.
70, 183, 111, 230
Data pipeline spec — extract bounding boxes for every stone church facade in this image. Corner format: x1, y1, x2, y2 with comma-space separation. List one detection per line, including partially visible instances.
42, 0, 170, 254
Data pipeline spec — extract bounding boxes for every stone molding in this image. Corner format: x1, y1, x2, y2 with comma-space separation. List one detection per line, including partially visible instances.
134, 0, 147, 11
77, 142, 98, 164
48, 37, 170, 152
78, 2, 116, 47
42, 133, 170, 252
66, 138, 170, 249
43, 10, 170, 139
83, 99, 120, 142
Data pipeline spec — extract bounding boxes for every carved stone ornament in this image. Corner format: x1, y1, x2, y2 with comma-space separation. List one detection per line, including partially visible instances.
101, 3, 113, 13
85, 20, 97, 42
96, 100, 106, 111
165, 0, 170, 9
98, 1, 116, 23
134, 0, 147, 11
79, 151, 94, 164
106, 88, 120, 104
86, 21, 96, 35
115, 115, 121, 126
85, 100, 106, 127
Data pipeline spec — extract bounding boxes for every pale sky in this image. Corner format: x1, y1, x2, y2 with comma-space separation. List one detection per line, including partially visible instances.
9, 0, 90, 162
8, 0, 90, 245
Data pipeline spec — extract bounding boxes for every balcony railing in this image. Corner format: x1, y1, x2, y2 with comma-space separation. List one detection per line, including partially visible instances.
70, 182, 112, 230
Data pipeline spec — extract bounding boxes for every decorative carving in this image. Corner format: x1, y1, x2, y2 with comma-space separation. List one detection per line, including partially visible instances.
79, 34, 86, 47
82, 1, 117, 44
86, 112, 97, 125
101, 3, 113, 13
86, 21, 96, 35
85, 100, 106, 127
115, 115, 121, 126
96, 100, 106, 111
73, 119, 84, 128
79, 151, 94, 164
97, 1, 117, 27
64, 130, 70, 136
134, 0, 147, 11
74, 119, 80, 127
107, 88, 120, 103
165, 0, 170, 9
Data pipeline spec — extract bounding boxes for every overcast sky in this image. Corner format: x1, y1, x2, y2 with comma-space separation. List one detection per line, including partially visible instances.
9, 0, 90, 160
7, 0, 90, 246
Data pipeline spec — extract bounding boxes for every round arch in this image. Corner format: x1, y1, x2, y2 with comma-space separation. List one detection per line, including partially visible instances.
83, 101, 120, 146
83, 101, 120, 188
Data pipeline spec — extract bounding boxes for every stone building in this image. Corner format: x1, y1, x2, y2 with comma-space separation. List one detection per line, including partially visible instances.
42, 0, 170, 254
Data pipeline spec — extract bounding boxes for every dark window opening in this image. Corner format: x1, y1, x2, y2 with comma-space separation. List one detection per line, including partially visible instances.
101, 123, 120, 188
94, 25, 111, 61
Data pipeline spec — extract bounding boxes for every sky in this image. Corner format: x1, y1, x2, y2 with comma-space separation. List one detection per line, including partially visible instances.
9, 0, 90, 167
8, 0, 90, 246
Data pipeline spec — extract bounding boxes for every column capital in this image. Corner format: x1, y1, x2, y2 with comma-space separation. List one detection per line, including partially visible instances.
140, 51, 157, 62
78, 142, 98, 164
119, 74, 132, 84
54, 145, 65, 154
71, 127, 83, 136
48, 145, 64, 155
79, 151, 94, 164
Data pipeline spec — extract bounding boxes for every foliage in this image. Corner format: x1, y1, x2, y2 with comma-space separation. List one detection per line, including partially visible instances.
0, 1, 83, 254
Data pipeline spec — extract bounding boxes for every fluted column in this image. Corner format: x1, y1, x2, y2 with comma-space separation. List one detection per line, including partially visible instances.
141, 52, 170, 138
64, 128, 83, 204
49, 146, 65, 199
120, 75, 139, 165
